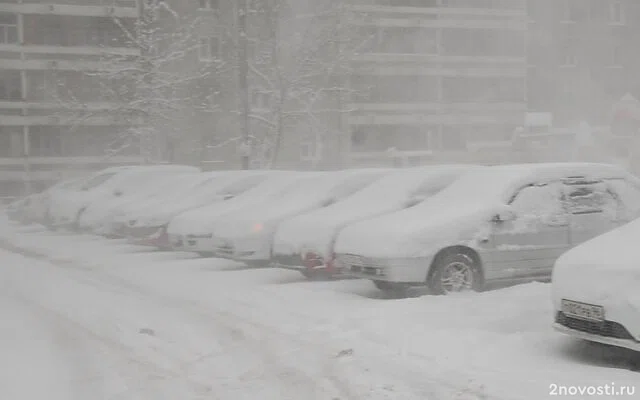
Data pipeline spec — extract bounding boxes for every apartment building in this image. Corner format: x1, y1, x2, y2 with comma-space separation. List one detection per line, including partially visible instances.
0, 0, 141, 197
342, 0, 528, 167
528, 0, 640, 125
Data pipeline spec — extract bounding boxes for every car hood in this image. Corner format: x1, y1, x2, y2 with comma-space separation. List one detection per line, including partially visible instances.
167, 194, 277, 236
552, 220, 640, 322
333, 201, 501, 259
214, 198, 326, 239
272, 198, 408, 258
133, 196, 225, 227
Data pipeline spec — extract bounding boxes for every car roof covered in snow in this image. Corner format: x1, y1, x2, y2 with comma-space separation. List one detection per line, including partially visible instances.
443, 162, 637, 205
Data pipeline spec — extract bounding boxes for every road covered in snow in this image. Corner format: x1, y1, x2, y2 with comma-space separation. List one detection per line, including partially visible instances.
0, 219, 638, 399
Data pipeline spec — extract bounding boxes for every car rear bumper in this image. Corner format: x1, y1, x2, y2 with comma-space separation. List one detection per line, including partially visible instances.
213, 236, 270, 262
125, 225, 170, 248
335, 253, 431, 283
271, 252, 343, 275
168, 233, 215, 253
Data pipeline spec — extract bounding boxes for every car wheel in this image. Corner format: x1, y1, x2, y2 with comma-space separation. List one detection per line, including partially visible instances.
427, 252, 482, 295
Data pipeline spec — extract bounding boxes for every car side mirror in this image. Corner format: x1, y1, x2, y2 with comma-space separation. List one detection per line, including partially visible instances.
492, 208, 516, 223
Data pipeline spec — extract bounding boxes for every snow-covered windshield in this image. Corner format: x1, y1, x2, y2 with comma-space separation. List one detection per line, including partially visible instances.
79, 173, 117, 190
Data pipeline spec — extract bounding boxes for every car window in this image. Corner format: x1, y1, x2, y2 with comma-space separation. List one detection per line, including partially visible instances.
563, 182, 617, 216
80, 172, 117, 190
509, 183, 564, 219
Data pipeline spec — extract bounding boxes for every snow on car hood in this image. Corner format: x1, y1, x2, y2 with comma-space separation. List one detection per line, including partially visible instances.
272, 165, 475, 257
133, 195, 228, 227
214, 199, 323, 239
552, 218, 640, 311
213, 169, 389, 239
166, 172, 315, 235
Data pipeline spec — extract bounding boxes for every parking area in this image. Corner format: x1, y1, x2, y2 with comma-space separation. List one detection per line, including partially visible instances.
0, 218, 638, 399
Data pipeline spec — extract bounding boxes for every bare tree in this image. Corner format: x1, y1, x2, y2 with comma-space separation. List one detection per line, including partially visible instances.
49, 0, 224, 164
239, 0, 368, 168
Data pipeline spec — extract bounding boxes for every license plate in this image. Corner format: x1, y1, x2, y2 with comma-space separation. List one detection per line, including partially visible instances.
561, 299, 605, 322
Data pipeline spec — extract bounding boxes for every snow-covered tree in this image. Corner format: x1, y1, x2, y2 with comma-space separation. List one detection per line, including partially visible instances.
50, 0, 224, 163
239, 0, 369, 168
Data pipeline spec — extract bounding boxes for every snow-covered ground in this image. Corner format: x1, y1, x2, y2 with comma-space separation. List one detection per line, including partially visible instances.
0, 218, 638, 399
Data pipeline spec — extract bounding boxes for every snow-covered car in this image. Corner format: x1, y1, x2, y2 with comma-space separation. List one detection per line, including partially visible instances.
24, 178, 86, 226
4, 196, 30, 223
552, 214, 640, 352
210, 168, 391, 265
115, 170, 272, 248
103, 170, 234, 237
333, 163, 640, 295
77, 171, 203, 233
271, 164, 477, 279
166, 171, 315, 255
48, 165, 200, 230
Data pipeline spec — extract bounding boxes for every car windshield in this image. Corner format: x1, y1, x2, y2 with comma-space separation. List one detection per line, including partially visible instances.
79, 172, 117, 190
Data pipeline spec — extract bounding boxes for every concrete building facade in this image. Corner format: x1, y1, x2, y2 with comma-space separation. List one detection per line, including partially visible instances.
0, 0, 142, 197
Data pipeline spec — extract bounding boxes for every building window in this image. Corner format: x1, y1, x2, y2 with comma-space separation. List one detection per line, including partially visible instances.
0, 70, 22, 101
199, 0, 218, 10
609, 45, 623, 68
198, 36, 219, 61
0, 127, 23, 157
300, 139, 321, 162
561, 0, 580, 23
0, 13, 17, 44
609, 1, 625, 25
561, 45, 577, 67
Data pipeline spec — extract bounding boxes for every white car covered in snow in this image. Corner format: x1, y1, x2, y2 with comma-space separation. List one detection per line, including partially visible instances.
271, 165, 476, 279
48, 165, 199, 229
7, 177, 84, 225
77, 171, 204, 233
167, 171, 314, 255
552, 214, 640, 352
114, 170, 272, 247
334, 163, 640, 295
211, 168, 391, 264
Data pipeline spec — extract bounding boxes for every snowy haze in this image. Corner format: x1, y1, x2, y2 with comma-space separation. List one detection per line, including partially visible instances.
2, 1, 640, 399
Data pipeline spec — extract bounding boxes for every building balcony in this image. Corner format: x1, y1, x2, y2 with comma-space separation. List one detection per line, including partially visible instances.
0, 113, 144, 126
0, 43, 139, 57
351, 53, 526, 66
0, 57, 137, 71
0, 2, 138, 18
346, 4, 527, 19
348, 112, 524, 126
352, 64, 526, 78
350, 102, 527, 113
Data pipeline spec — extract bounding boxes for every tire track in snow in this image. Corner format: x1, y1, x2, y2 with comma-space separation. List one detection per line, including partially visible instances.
0, 239, 359, 400
1, 234, 510, 400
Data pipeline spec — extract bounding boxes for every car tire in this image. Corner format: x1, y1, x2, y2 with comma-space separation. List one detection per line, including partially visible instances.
427, 252, 482, 295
